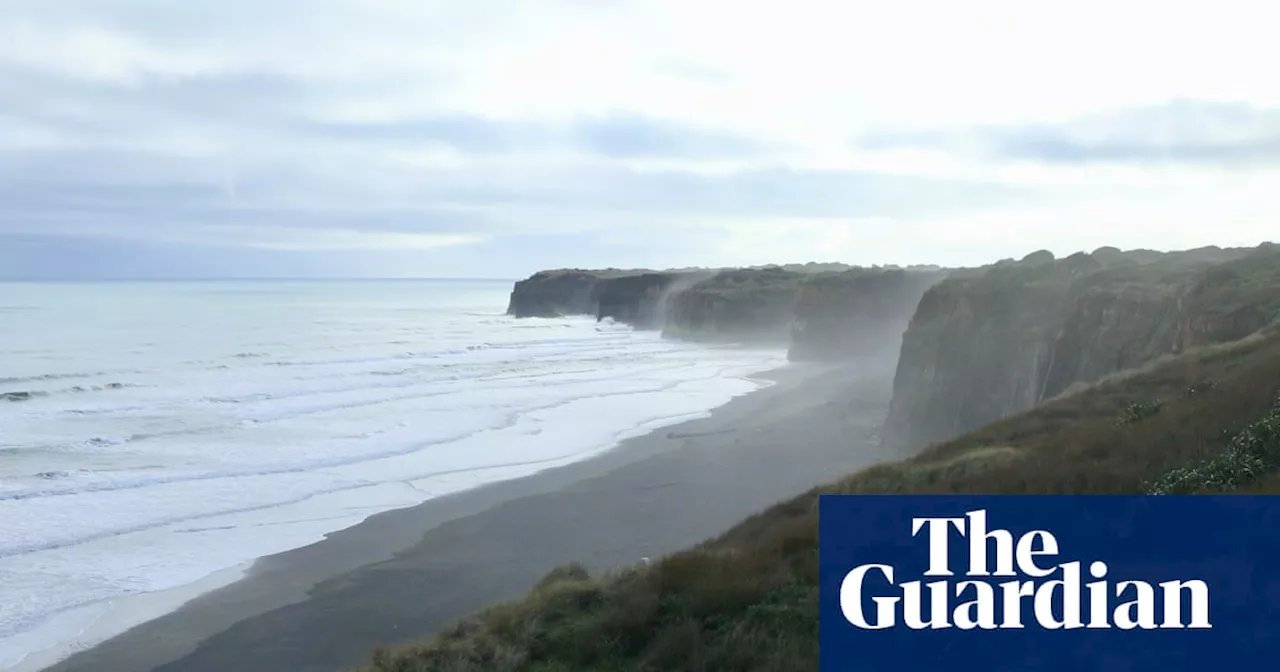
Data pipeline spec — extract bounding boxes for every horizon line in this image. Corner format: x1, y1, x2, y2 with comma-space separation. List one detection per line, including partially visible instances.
0, 276, 522, 283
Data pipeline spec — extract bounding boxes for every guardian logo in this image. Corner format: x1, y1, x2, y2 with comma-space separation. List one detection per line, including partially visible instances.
841, 509, 1211, 631
818, 496, 1280, 672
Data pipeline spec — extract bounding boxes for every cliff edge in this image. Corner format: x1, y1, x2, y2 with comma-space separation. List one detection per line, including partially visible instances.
882, 244, 1280, 451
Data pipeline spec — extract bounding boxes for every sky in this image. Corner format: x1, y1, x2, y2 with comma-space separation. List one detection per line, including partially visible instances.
2, 0, 1279, 279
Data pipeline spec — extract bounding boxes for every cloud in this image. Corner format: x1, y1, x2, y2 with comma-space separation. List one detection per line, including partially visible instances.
2, 0, 1280, 279
299, 113, 767, 159
0, 145, 1027, 241
858, 100, 1280, 167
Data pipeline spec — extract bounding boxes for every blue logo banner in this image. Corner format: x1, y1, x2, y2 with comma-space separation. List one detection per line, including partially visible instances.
819, 495, 1280, 671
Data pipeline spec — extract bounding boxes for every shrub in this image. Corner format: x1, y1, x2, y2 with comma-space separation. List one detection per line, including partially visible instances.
1185, 380, 1217, 397
532, 563, 591, 592
1146, 396, 1280, 494
1119, 398, 1165, 424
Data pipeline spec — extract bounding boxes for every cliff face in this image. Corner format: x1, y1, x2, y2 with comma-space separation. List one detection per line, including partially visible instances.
661, 268, 808, 343
507, 268, 678, 318
787, 269, 949, 363
507, 266, 796, 336
883, 245, 1280, 452
508, 265, 957, 352
507, 270, 608, 318
595, 272, 711, 329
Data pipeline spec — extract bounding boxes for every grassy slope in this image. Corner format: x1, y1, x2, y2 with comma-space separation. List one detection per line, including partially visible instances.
358, 324, 1280, 672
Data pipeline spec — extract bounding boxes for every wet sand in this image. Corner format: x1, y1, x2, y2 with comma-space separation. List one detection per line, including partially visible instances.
46, 360, 901, 672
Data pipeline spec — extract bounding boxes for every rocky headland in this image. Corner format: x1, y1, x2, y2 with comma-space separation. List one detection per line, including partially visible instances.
506, 264, 949, 362
504, 268, 645, 318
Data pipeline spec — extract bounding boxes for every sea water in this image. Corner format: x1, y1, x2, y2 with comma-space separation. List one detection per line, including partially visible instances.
0, 280, 786, 669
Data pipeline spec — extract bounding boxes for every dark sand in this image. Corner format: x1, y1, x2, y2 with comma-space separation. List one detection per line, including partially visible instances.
47, 361, 901, 672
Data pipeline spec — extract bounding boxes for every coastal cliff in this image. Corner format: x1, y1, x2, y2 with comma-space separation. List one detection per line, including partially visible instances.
883, 244, 1280, 451
660, 267, 809, 343
594, 271, 711, 329
787, 268, 949, 363
509, 265, 960, 355
506, 269, 656, 318
508, 266, 845, 344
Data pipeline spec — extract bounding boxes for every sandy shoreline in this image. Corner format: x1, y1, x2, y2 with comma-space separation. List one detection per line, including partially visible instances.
42, 360, 900, 672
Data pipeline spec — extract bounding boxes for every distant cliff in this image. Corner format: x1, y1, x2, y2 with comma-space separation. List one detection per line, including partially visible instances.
883, 244, 1280, 451
506, 269, 657, 318
508, 265, 956, 353
508, 266, 826, 342
505, 267, 716, 329
787, 268, 949, 363
660, 268, 809, 343
595, 271, 712, 329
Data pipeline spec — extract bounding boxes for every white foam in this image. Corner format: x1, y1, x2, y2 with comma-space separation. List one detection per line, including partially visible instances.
0, 280, 787, 670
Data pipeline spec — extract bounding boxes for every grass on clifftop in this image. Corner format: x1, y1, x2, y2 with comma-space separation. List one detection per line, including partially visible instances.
357, 325, 1280, 672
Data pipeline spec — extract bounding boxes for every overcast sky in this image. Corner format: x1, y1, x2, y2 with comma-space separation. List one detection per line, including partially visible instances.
2, 0, 1278, 279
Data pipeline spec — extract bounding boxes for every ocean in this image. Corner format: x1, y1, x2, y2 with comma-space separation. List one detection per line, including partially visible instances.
0, 280, 787, 670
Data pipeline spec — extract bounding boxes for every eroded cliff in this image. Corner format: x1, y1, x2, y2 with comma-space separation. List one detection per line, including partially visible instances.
660, 267, 809, 343
506, 269, 629, 318
883, 244, 1280, 452
787, 268, 949, 363
509, 264, 959, 353
594, 271, 712, 329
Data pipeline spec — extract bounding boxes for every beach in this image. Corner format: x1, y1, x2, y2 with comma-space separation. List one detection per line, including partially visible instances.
0, 280, 789, 668
42, 360, 899, 672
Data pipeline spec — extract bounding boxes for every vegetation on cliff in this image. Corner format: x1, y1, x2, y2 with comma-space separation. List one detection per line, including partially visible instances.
357, 318, 1280, 672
